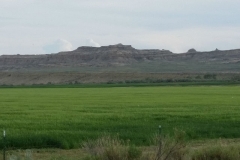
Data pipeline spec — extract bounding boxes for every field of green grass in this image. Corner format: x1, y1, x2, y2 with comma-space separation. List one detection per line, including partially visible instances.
0, 85, 240, 149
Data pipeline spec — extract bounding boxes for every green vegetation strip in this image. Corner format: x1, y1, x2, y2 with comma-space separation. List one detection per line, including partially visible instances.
0, 86, 240, 149
0, 81, 240, 88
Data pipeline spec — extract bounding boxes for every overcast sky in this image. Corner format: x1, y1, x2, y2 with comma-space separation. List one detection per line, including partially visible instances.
1, 0, 240, 55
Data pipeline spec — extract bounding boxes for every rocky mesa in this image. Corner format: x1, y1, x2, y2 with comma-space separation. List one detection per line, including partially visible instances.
0, 44, 172, 71
0, 44, 240, 73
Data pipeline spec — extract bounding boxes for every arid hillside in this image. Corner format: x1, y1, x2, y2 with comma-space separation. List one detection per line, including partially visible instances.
0, 44, 240, 85
1, 44, 240, 72
0, 44, 172, 71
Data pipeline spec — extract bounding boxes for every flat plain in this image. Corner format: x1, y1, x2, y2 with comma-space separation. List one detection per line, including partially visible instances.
0, 85, 240, 149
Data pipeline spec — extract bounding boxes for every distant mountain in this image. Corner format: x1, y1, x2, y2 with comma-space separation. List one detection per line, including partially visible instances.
0, 44, 240, 73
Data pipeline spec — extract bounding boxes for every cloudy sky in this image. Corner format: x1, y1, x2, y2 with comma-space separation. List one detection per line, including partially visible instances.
0, 0, 240, 55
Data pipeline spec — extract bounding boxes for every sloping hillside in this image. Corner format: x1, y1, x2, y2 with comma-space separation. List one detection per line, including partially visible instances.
0, 44, 239, 73
1, 44, 240, 85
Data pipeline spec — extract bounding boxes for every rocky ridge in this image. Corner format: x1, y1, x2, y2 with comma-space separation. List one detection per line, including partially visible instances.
0, 44, 171, 70
0, 44, 240, 72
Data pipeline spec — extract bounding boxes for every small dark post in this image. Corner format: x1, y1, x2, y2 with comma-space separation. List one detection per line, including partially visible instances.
158, 125, 162, 158
159, 125, 162, 135
156, 125, 162, 160
3, 130, 6, 160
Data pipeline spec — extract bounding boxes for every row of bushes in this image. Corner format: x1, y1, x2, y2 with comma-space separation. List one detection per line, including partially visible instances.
2, 74, 240, 87
42, 74, 221, 85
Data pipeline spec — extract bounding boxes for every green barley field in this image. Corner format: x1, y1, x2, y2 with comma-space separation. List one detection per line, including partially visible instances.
0, 85, 240, 149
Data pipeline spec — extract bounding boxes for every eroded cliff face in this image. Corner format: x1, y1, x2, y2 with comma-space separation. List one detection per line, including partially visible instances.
0, 44, 240, 72
0, 44, 240, 85
0, 44, 173, 71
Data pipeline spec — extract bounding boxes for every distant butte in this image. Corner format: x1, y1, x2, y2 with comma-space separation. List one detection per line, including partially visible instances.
0, 44, 240, 73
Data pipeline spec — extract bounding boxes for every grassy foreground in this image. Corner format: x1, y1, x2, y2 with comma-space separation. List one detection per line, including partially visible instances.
0, 85, 240, 149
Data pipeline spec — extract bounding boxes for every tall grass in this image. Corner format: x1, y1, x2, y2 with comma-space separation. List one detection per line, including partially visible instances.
82, 135, 142, 160
81, 132, 186, 160
82, 134, 240, 160
191, 144, 240, 160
